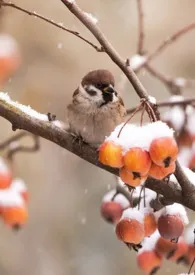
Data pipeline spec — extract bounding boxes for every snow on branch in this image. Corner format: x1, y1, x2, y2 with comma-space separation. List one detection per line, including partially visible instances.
0, 93, 195, 210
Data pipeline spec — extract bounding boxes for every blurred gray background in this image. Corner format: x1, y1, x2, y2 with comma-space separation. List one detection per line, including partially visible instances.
0, 0, 195, 274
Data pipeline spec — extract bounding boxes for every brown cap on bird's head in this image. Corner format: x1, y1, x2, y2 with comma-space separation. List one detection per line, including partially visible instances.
81, 69, 115, 87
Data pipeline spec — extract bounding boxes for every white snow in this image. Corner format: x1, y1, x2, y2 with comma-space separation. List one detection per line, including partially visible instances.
162, 95, 186, 131
0, 92, 48, 121
138, 230, 160, 254
178, 147, 192, 166
106, 121, 174, 153
10, 178, 27, 193
114, 194, 130, 209
102, 189, 130, 209
0, 157, 9, 173
184, 222, 195, 245
187, 110, 195, 136
0, 34, 19, 57
130, 55, 147, 71
52, 120, 66, 129
121, 208, 144, 223
0, 189, 24, 207
168, 95, 184, 102
84, 12, 98, 24
57, 43, 63, 49
162, 106, 185, 131
174, 78, 187, 87
161, 203, 189, 225
148, 96, 157, 105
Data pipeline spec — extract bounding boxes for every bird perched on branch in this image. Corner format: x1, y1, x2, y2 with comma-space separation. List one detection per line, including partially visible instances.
67, 69, 126, 147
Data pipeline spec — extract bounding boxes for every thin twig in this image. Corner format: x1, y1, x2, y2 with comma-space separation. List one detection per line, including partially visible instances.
145, 64, 182, 95
60, 0, 149, 100
118, 101, 144, 137
7, 135, 40, 160
0, 0, 102, 52
0, 131, 27, 149
147, 22, 195, 63
136, 0, 145, 55
126, 97, 195, 115
188, 257, 195, 274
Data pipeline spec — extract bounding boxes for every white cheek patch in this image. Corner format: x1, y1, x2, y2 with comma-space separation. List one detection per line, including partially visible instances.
112, 93, 118, 102
80, 84, 103, 103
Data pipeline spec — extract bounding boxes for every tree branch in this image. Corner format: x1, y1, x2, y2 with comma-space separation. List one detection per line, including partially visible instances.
126, 97, 195, 115
136, 0, 145, 55
0, 0, 102, 52
60, 0, 149, 100
0, 93, 195, 210
147, 22, 195, 63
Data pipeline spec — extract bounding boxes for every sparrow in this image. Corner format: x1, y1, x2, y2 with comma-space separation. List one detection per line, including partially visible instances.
67, 69, 126, 147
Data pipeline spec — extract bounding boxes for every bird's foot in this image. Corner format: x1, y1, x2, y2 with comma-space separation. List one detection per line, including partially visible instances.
47, 112, 56, 122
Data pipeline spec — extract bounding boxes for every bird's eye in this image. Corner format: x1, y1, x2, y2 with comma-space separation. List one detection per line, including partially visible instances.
96, 83, 102, 89
86, 89, 97, 96
96, 84, 108, 90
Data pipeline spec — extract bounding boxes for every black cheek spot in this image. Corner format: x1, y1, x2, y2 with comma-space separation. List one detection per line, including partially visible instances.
102, 92, 113, 104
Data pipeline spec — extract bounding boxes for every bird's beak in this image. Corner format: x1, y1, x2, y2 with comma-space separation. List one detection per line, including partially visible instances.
103, 85, 115, 94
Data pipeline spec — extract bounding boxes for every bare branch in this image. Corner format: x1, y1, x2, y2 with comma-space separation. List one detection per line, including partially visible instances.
0, 0, 102, 52
0, 131, 40, 160
147, 22, 195, 63
145, 64, 182, 95
136, 0, 145, 55
0, 131, 27, 149
7, 135, 40, 160
126, 97, 195, 115
145, 64, 195, 94
0, 94, 195, 210
60, 0, 149, 100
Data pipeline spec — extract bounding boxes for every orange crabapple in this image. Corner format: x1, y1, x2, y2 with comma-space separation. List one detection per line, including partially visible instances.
155, 236, 177, 257
158, 214, 184, 241
137, 250, 162, 275
2, 205, 28, 229
119, 166, 147, 187
101, 190, 129, 224
101, 201, 123, 224
148, 161, 176, 180
0, 34, 21, 84
115, 209, 145, 245
98, 141, 124, 168
185, 245, 195, 265
149, 136, 178, 168
124, 147, 151, 176
144, 213, 157, 237
167, 238, 188, 263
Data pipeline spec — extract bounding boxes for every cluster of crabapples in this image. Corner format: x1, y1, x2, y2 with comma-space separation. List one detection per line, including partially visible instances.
98, 121, 195, 274
0, 157, 28, 230
101, 183, 195, 275
99, 121, 178, 186
162, 95, 195, 171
